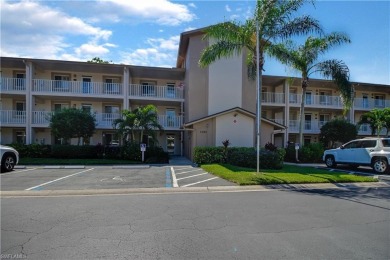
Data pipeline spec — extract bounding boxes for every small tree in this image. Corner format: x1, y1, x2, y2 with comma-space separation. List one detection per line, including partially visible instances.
358, 108, 390, 137
319, 118, 357, 148
50, 108, 96, 145
87, 57, 111, 64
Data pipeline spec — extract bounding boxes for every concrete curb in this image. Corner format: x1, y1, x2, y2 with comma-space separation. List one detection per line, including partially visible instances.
1, 182, 389, 198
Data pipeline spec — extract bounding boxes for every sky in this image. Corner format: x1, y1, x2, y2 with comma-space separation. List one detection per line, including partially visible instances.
1, 0, 389, 85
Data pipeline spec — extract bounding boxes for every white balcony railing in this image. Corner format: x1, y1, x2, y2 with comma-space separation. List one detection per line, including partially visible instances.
129, 84, 183, 99
158, 115, 183, 128
1, 78, 26, 91
358, 123, 388, 136
288, 120, 330, 133
32, 111, 53, 124
32, 79, 123, 95
289, 94, 343, 108
261, 92, 285, 104
0, 110, 26, 124
354, 98, 390, 110
95, 113, 121, 128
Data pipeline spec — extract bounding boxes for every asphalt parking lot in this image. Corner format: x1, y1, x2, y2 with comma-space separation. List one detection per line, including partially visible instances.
0, 165, 235, 191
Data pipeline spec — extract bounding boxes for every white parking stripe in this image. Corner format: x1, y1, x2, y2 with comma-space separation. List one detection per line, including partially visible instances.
176, 172, 208, 181
170, 167, 178, 188
182, 177, 219, 187
175, 168, 203, 175
25, 168, 94, 191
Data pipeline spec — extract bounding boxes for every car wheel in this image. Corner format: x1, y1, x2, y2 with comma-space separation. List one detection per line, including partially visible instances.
372, 158, 388, 174
325, 155, 336, 168
1, 154, 16, 173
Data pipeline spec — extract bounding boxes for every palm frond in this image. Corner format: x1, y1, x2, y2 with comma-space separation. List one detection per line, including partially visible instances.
199, 41, 248, 68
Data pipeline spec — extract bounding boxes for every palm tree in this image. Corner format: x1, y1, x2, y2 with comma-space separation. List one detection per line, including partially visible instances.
268, 33, 351, 146
358, 108, 389, 137
199, 0, 322, 78
113, 105, 164, 144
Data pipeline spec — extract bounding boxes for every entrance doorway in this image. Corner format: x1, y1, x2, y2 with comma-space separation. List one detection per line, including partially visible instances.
167, 135, 175, 154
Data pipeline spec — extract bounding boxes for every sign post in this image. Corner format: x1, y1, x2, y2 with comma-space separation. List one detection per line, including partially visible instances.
140, 143, 146, 162
295, 143, 300, 162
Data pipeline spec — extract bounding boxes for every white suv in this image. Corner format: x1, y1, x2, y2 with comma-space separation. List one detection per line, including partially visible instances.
323, 138, 390, 174
1, 145, 19, 173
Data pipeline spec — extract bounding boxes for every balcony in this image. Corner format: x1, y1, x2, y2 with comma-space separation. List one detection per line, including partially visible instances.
354, 98, 390, 110
32, 79, 123, 96
129, 84, 183, 100
1, 78, 26, 92
288, 120, 329, 133
158, 115, 183, 129
0, 110, 26, 125
289, 94, 343, 108
261, 92, 285, 104
358, 123, 388, 136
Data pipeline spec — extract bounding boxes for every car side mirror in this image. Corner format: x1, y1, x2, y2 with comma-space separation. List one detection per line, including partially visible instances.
340, 145, 344, 149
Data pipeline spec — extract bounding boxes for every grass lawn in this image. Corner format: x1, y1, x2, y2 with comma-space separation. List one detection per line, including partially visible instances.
19, 157, 139, 165
201, 164, 377, 185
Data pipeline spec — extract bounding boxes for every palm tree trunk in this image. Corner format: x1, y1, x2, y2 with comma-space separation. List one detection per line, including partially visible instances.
299, 78, 308, 147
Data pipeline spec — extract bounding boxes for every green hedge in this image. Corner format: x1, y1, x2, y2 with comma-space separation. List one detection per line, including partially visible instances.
194, 146, 284, 169
51, 145, 97, 159
299, 143, 324, 163
8, 143, 51, 158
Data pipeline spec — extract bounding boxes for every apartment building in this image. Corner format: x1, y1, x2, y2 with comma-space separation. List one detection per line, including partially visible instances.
0, 58, 185, 155
1, 28, 389, 159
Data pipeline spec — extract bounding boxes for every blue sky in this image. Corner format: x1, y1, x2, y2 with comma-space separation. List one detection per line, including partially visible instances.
1, 0, 389, 85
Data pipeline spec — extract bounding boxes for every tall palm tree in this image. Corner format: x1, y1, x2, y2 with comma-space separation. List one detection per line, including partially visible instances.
268, 32, 351, 146
199, 0, 322, 79
113, 105, 164, 144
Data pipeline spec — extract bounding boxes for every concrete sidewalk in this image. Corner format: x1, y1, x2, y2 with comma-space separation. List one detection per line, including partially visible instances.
169, 156, 195, 166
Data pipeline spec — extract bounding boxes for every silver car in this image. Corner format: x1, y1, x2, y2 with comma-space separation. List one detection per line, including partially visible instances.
1, 145, 19, 172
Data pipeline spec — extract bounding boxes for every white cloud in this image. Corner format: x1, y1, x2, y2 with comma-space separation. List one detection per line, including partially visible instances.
119, 35, 180, 67
98, 0, 196, 26
1, 0, 114, 60
188, 3, 196, 9
184, 27, 197, 32
225, 5, 231, 12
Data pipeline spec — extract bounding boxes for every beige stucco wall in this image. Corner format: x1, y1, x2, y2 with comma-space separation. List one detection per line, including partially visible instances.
184, 34, 209, 122
208, 50, 242, 114
215, 112, 254, 147
260, 122, 277, 147
0, 128, 14, 144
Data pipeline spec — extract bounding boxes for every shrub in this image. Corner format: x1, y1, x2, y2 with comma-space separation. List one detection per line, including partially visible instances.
228, 147, 284, 169
8, 143, 51, 158
284, 142, 297, 162
51, 145, 97, 159
121, 142, 169, 163
145, 146, 169, 163
265, 142, 277, 152
193, 147, 225, 164
121, 142, 142, 161
299, 143, 324, 163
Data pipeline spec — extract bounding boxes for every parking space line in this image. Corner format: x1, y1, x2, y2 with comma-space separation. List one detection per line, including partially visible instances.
176, 172, 208, 181
25, 168, 94, 191
170, 167, 178, 188
1, 168, 37, 175
175, 168, 203, 175
165, 168, 172, 188
182, 177, 219, 187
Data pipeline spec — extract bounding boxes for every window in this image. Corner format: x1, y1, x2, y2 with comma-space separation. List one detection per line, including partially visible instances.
304, 136, 311, 145
82, 77, 92, 93
319, 114, 330, 128
16, 131, 26, 144
362, 94, 368, 108
166, 109, 176, 127
104, 78, 120, 94
54, 103, 69, 112
53, 75, 70, 91
82, 104, 92, 113
261, 88, 267, 102
319, 91, 331, 105
374, 94, 385, 107
141, 82, 155, 96
104, 105, 120, 121
382, 139, 390, 147
15, 73, 25, 90
166, 83, 175, 98
167, 135, 175, 154
289, 89, 297, 103
304, 114, 312, 130
305, 92, 312, 105
361, 140, 377, 148
343, 141, 360, 149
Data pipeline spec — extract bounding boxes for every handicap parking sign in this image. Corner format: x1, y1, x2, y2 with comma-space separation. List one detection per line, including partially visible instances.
140, 143, 146, 152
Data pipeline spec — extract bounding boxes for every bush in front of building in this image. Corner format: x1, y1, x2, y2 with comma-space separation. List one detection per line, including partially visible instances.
194, 146, 284, 169
8, 143, 52, 158
298, 143, 325, 163
193, 147, 225, 164
51, 145, 97, 159
120, 142, 169, 163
